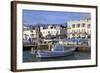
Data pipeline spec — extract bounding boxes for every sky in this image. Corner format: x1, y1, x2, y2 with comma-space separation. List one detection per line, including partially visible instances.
23, 10, 91, 25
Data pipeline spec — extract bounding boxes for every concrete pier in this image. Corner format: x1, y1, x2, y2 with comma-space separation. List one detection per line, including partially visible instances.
23, 43, 90, 52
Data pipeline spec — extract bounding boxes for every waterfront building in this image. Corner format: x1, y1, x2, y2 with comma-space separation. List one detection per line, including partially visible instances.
67, 19, 91, 39
23, 24, 67, 41
39, 24, 67, 38
23, 25, 37, 41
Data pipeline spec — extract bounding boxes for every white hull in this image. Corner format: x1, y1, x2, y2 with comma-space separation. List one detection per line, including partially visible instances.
36, 48, 75, 58
31, 44, 75, 58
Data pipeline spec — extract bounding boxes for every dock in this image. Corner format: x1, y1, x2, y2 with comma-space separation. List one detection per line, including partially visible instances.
23, 43, 91, 52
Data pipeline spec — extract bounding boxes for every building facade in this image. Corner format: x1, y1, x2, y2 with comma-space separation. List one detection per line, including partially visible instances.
40, 25, 67, 37
67, 19, 91, 39
23, 24, 67, 41
23, 19, 91, 41
23, 25, 37, 40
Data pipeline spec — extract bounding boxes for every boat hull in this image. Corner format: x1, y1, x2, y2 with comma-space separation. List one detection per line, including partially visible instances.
36, 48, 75, 58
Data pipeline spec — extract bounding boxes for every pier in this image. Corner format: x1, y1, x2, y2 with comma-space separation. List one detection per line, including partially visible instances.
23, 43, 91, 52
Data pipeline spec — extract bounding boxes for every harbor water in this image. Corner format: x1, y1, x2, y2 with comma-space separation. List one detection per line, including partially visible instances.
23, 49, 91, 62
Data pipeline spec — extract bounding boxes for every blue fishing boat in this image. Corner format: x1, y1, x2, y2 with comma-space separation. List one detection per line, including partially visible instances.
34, 44, 75, 58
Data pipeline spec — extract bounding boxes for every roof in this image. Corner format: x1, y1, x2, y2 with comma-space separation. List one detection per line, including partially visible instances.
23, 23, 67, 28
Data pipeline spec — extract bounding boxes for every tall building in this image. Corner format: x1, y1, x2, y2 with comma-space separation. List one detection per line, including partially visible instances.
67, 19, 91, 39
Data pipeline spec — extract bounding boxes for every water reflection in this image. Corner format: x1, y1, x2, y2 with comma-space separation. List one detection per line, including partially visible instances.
23, 50, 90, 62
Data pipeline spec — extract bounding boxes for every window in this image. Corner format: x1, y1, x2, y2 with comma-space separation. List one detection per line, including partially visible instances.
72, 24, 75, 28
82, 29, 86, 33
72, 34, 75, 36
87, 24, 90, 28
54, 26, 56, 29
30, 34, 34, 38
77, 29, 80, 32
43, 27, 46, 29
84, 29, 86, 32
82, 23, 85, 27
51, 26, 53, 29
32, 27, 35, 29
77, 24, 80, 28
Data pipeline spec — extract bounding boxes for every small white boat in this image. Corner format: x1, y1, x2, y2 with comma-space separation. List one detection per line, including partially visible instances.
32, 44, 75, 58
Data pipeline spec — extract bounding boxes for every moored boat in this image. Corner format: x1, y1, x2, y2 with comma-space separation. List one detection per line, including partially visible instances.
31, 43, 75, 58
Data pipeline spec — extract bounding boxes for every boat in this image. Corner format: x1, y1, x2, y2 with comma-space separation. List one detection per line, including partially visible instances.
32, 43, 75, 58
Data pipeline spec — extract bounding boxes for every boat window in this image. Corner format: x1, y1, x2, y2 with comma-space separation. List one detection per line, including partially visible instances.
53, 44, 64, 51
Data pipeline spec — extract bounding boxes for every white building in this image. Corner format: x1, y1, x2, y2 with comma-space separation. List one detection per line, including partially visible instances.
40, 24, 67, 37
23, 25, 36, 40
23, 24, 67, 40
67, 19, 91, 39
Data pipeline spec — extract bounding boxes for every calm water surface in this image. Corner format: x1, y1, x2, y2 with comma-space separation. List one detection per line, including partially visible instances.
23, 50, 91, 62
